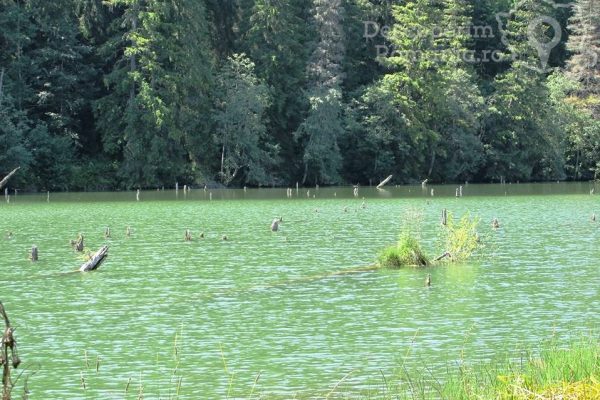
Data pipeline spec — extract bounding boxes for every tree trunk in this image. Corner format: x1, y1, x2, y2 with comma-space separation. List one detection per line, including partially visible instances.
376, 175, 393, 189
575, 149, 580, 180
428, 147, 436, 178
129, 4, 139, 103
302, 163, 308, 185
221, 145, 225, 177
0, 68, 4, 108
0, 168, 20, 191
79, 246, 109, 272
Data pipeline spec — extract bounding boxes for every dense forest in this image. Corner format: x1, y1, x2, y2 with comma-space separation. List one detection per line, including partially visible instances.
0, 0, 599, 190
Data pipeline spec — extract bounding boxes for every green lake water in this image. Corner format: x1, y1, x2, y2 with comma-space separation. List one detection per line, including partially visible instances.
0, 183, 599, 399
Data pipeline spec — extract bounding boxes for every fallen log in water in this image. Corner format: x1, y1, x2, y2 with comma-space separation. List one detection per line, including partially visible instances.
0, 167, 20, 190
434, 252, 451, 262
376, 175, 393, 189
79, 246, 109, 272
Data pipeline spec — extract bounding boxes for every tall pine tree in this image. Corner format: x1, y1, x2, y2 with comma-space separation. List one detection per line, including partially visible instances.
294, 0, 346, 185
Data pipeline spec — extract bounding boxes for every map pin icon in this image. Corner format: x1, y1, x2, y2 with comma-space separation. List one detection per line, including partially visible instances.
528, 16, 562, 72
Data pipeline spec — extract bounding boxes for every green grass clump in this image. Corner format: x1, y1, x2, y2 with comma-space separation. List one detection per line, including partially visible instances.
440, 336, 600, 399
377, 232, 429, 268
328, 335, 600, 399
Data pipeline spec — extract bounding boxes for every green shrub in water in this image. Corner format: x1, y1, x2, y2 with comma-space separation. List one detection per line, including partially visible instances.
441, 212, 482, 262
377, 232, 429, 268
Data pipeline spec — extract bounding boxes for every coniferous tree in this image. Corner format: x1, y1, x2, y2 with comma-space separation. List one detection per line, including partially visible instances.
214, 54, 276, 186
567, 0, 600, 116
95, 0, 213, 188
242, 0, 311, 181
356, 0, 483, 182
485, 0, 566, 181
294, 0, 346, 185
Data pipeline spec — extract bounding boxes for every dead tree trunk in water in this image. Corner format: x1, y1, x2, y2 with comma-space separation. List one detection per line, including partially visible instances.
30, 246, 38, 262
376, 175, 393, 189
1, 302, 21, 400
79, 246, 109, 272
0, 168, 20, 191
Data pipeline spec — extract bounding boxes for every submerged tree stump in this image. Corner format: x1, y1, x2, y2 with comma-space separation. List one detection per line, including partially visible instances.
104, 227, 111, 239
79, 246, 109, 272
271, 218, 279, 232
71, 234, 84, 252
30, 246, 38, 262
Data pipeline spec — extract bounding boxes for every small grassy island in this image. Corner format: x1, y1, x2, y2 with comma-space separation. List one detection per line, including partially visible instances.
377, 211, 483, 269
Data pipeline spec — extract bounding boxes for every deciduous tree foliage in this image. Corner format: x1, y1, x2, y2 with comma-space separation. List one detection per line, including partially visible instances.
0, 0, 597, 189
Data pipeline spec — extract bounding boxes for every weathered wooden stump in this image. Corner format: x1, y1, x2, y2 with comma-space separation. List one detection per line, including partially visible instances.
79, 246, 109, 272
425, 274, 431, 287
271, 219, 279, 232
104, 227, 111, 239
30, 246, 38, 262
492, 218, 500, 229
126, 226, 132, 237
185, 229, 192, 241
199, 232, 205, 239
73, 234, 84, 252
222, 235, 228, 241
441, 209, 448, 226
